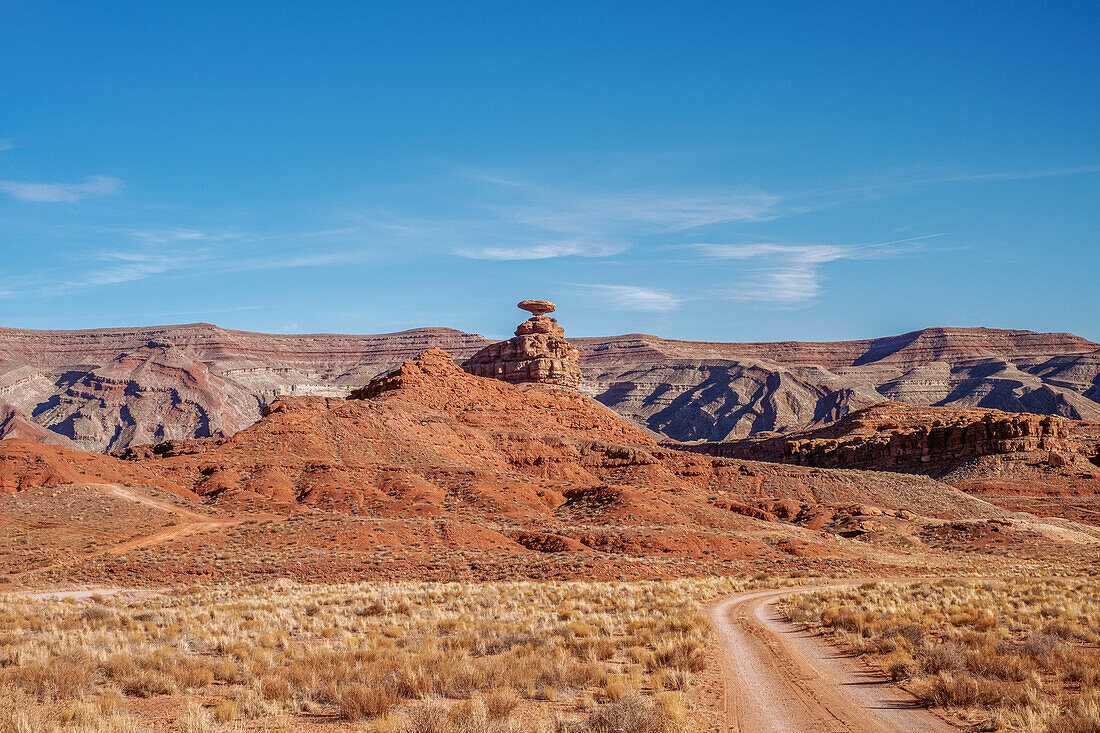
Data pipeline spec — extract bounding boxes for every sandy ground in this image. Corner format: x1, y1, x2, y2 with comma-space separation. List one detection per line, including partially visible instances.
706, 583, 956, 733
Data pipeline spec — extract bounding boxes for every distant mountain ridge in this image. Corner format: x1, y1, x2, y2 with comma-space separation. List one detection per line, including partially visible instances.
0, 322, 1097, 452
576, 327, 1100, 441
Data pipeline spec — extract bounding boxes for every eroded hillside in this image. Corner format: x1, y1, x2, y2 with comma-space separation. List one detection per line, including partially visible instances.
1, 323, 1098, 451
2, 349, 1097, 587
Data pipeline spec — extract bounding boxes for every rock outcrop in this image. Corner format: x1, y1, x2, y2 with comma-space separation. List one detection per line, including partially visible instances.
681, 403, 1091, 472
676, 402, 1100, 526
461, 300, 582, 389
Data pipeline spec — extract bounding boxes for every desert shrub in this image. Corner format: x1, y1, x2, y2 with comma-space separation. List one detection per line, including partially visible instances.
1053, 690, 1100, 733
82, 605, 114, 623
920, 643, 966, 674
483, 686, 520, 719
181, 702, 214, 733
965, 644, 1034, 681
6, 655, 97, 700
1022, 633, 1066, 661
213, 697, 239, 722
654, 668, 691, 691
258, 674, 293, 704
564, 691, 686, 733
916, 671, 1029, 708
882, 649, 917, 681
339, 683, 398, 721
227, 687, 276, 720
648, 638, 705, 672
884, 623, 926, 646
406, 697, 450, 733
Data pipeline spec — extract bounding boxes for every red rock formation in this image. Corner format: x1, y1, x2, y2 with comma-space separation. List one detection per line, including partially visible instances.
679, 403, 1100, 524
462, 301, 582, 389
681, 402, 1090, 468
4, 349, 1041, 584
1, 322, 1098, 451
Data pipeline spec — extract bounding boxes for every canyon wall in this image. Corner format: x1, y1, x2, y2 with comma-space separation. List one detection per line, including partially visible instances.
0, 323, 1098, 452
678, 402, 1094, 472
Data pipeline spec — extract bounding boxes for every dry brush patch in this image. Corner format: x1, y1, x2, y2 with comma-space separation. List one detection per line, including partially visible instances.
0, 575, 801, 731
781, 578, 1100, 732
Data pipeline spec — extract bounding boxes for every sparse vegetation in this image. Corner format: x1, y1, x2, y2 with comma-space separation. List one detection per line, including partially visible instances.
781, 578, 1100, 732
0, 575, 805, 731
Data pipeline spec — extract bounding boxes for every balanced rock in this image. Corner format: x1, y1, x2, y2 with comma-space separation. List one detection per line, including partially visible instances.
462, 300, 582, 389
518, 300, 557, 317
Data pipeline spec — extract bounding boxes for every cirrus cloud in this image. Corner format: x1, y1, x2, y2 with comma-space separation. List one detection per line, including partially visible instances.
582, 284, 683, 311
0, 175, 123, 202
695, 235, 941, 305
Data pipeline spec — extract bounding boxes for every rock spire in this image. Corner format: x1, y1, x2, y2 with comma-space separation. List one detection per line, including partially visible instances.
462, 300, 582, 389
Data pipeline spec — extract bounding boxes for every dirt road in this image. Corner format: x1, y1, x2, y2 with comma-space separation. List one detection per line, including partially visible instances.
709, 584, 956, 733
10, 484, 256, 581
96, 484, 243, 556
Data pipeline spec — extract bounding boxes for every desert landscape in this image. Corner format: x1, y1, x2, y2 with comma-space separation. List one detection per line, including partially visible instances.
4, 3, 1098, 731
1, 301, 1097, 731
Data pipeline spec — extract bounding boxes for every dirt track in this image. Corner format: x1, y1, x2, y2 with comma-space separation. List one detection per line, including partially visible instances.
709, 584, 956, 733
96, 484, 244, 556
10, 484, 254, 581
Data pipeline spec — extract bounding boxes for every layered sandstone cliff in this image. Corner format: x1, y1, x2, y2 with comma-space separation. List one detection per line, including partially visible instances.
0, 322, 1098, 452
576, 328, 1100, 441
680, 403, 1095, 473
0, 323, 487, 452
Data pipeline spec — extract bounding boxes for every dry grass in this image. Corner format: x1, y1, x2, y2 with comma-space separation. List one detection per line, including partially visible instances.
781, 578, 1100, 732
0, 575, 805, 731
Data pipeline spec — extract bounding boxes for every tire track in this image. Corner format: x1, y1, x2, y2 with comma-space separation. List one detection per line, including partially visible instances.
709, 583, 956, 733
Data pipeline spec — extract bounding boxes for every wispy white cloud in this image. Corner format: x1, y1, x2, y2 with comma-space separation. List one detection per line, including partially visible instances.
696, 235, 939, 305
75, 242, 217, 289
126, 228, 223, 245
938, 165, 1100, 183
722, 266, 826, 304
0, 175, 123, 202
221, 249, 371, 272
797, 165, 1100, 211
363, 173, 782, 262
582, 284, 683, 311
0, 226, 375, 300
0, 140, 13, 153
694, 236, 934, 263
485, 190, 780, 236
457, 241, 627, 260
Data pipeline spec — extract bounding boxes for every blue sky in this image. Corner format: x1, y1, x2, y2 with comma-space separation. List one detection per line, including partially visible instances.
1, 1, 1098, 342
